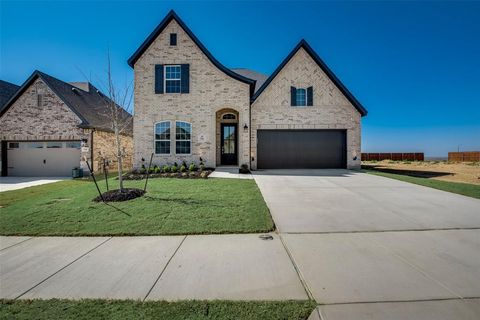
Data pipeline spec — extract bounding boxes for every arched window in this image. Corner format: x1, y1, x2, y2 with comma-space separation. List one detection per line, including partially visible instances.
175, 121, 192, 154
222, 113, 236, 120
154, 121, 171, 154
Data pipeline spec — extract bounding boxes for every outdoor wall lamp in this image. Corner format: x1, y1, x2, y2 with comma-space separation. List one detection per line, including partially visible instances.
243, 123, 248, 131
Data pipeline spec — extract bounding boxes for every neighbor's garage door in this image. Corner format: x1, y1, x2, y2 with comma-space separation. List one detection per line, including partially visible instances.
7, 141, 81, 176
257, 130, 346, 169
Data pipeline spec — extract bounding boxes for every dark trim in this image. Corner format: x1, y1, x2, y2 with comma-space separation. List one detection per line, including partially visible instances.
127, 10, 256, 97
252, 39, 368, 116
1, 141, 7, 176
0, 70, 90, 124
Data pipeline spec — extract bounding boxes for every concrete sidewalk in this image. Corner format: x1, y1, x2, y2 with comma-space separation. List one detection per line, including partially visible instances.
0, 177, 68, 192
0, 234, 308, 301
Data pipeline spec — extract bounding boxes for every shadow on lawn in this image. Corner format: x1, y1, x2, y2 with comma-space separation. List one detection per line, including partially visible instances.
144, 195, 205, 205
362, 164, 453, 178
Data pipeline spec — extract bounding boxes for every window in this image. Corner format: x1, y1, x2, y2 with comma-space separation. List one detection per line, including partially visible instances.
175, 121, 191, 154
46, 141, 63, 148
37, 94, 43, 107
170, 33, 177, 46
66, 141, 81, 149
8, 142, 19, 149
165, 65, 181, 93
222, 113, 236, 120
25, 142, 44, 149
155, 121, 171, 154
296, 88, 307, 106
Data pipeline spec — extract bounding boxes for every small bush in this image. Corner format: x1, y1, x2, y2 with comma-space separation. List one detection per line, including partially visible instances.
171, 165, 178, 173
239, 163, 250, 174
162, 165, 170, 173
199, 161, 205, 171
154, 167, 161, 173
140, 164, 146, 174
181, 160, 187, 168
180, 165, 187, 172
189, 163, 196, 172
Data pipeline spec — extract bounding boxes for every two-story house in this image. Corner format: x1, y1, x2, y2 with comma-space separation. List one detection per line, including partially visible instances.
128, 10, 367, 170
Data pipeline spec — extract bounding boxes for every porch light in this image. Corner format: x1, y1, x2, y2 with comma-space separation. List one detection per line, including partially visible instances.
243, 123, 248, 131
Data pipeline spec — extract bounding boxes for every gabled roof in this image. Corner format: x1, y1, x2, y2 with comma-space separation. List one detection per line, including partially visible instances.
0, 80, 20, 110
0, 70, 133, 135
252, 39, 368, 116
127, 10, 256, 96
231, 68, 268, 94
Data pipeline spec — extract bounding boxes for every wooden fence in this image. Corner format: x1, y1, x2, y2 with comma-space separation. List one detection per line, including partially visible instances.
448, 152, 480, 162
362, 153, 424, 161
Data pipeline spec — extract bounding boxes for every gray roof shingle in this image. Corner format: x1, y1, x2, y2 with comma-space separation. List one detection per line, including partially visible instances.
0, 80, 20, 110
230, 68, 268, 94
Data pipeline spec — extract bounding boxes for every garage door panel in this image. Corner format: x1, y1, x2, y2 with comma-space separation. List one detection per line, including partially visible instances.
257, 130, 346, 169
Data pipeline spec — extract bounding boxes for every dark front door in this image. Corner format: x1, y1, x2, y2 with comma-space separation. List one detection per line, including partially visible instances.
257, 130, 347, 169
221, 124, 237, 165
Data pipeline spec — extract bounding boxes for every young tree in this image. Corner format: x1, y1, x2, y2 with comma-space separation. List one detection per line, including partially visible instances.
92, 53, 133, 192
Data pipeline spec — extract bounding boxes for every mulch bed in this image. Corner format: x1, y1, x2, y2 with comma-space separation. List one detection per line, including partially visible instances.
93, 188, 145, 202
122, 170, 213, 180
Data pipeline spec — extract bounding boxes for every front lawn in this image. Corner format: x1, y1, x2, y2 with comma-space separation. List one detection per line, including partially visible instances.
0, 178, 274, 236
0, 299, 316, 320
364, 169, 480, 199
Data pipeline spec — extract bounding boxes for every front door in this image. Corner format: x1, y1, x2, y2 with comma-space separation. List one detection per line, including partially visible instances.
221, 124, 237, 165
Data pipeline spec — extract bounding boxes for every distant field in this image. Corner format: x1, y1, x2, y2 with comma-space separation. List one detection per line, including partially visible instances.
362, 160, 480, 185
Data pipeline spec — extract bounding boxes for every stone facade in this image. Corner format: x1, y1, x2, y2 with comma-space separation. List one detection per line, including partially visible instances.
250, 47, 362, 169
92, 129, 133, 172
132, 19, 251, 169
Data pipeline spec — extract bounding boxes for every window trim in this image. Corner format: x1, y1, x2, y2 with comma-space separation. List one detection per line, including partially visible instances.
295, 88, 307, 107
164, 65, 181, 94
175, 120, 192, 155
154, 121, 172, 155
222, 113, 237, 120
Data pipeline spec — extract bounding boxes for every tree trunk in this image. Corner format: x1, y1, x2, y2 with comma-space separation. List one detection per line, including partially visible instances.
115, 126, 124, 191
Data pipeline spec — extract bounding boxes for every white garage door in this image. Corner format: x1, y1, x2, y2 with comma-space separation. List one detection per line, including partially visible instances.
7, 141, 81, 176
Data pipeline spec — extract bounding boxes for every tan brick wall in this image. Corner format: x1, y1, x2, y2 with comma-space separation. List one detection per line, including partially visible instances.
132, 19, 251, 168
251, 47, 362, 169
0, 78, 92, 171
92, 130, 133, 172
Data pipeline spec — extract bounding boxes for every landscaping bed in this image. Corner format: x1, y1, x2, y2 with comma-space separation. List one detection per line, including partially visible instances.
0, 178, 274, 236
122, 170, 212, 180
0, 299, 316, 320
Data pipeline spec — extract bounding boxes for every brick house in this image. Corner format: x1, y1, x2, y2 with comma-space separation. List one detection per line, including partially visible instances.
0, 71, 133, 176
129, 10, 367, 170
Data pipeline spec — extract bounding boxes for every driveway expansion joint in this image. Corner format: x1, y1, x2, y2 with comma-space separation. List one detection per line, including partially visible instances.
0, 237, 33, 252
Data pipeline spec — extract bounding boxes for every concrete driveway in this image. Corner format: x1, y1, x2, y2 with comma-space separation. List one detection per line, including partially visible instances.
0, 177, 68, 192
253, 169, 480, 319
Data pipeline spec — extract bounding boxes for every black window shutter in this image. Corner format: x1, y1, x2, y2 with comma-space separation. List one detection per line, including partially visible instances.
307, 86, 313, 106
155, 64, 164, 94
181, 64, 190, 93
291, 87, 297, 106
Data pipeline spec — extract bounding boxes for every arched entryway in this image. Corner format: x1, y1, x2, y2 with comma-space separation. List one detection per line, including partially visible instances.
216, 108, 239, 166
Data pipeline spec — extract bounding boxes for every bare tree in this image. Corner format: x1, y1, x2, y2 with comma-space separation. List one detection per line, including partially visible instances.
90, 53, 133, 192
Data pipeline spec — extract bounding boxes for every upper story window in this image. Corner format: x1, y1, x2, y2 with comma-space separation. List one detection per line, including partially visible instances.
175, 121, 191, 154
222, 113, 236, 120
291, 86, 313, 107
170, 33, 177, 46
296, 88, 306, 106
155, 121, 171, 154
165, 65, 181, 93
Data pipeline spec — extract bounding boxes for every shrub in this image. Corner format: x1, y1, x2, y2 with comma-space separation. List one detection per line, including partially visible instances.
180, 165, 187, 172
171, 165, 178, 173
181, 160, 187, 168
140, 164, 146, 174
200, 171, 209, 178
199, 161, 205, 171
162, 165, 170, 173
239, 163, 250, 174
154, 166, 161, 173
189, 163, 196, 172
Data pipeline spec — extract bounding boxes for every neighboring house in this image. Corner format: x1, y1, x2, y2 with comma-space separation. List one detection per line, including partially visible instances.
128, 10, 367, 170
0, 71, 133, 176
0, 80, 20, 110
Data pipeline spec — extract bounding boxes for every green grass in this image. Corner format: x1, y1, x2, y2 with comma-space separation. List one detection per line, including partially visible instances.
0, 299, 316, 320
0, 177, 274, 236
364, 170, 480, 199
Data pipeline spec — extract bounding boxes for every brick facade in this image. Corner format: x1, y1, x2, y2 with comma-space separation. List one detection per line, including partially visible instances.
250, 47, 362, 169
132, 19, 251, 169
92, 129, 133, 172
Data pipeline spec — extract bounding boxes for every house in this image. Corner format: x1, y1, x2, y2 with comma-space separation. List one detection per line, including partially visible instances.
128, 10, 367, 170
0, 71, 133, 176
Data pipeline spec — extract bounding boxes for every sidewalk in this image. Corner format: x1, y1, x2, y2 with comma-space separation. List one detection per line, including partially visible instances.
0, 234, 308, 301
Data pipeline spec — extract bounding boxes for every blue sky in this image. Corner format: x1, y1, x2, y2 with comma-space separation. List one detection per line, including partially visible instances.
1, 1, 479, 157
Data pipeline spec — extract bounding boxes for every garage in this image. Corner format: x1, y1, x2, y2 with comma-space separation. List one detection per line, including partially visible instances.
257, 130, 346, 169
6, 141, 81, 176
